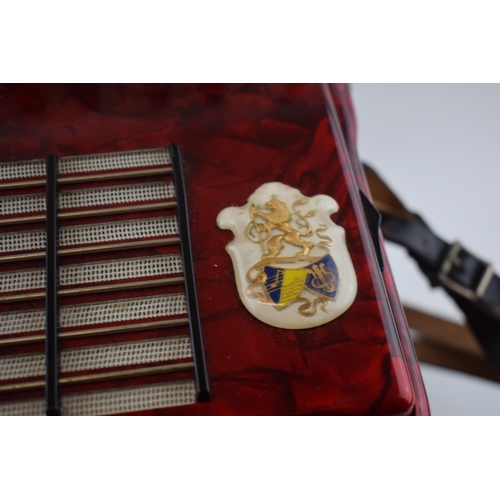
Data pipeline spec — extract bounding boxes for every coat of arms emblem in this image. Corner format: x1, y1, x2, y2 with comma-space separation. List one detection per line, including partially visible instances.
217, 182, 357, 329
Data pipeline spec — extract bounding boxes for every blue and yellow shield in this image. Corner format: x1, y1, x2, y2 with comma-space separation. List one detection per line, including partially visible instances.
264, 254, 339, 308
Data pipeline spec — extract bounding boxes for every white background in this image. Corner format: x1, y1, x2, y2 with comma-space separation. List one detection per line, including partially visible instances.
352, 84, 500, 415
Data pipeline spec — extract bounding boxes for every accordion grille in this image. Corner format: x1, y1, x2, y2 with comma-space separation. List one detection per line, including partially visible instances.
0, 380, 196, 416
0, 148, 199, 415
0, 182, 176, 215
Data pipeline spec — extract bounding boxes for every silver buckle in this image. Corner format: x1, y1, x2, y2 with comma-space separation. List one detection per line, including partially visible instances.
438, 242, 494, 301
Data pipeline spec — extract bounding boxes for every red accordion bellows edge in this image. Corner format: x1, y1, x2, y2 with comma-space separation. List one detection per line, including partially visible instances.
329, 83, 429, 415
0, 83, 429, 415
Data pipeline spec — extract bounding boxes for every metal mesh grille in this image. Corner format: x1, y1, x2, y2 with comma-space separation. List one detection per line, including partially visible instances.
0, 159, 45, 180
0, 148, 197, 415
0, 217, 178, 253
0, 183, 175, 215
0, 294, 187, 335
59, 149, 171, 174
0, 194, 45, 215
0, 380, 196, 416
0, 255, 183, 293
0, 398, 45, 416
0, 336, 192, 380
60, 217, 178, 247
0, 230, 46, 253
62, 380, 196, 416
0, 150, 170, 181
0, 268, 45, 292
60, 254, 183, 285
60, 183, 175, 208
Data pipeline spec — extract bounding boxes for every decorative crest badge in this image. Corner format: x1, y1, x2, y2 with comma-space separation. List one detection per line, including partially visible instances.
217, 183, 357, 329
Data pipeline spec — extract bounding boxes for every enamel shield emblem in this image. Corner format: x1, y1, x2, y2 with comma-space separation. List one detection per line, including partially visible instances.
217, 182, 357, 329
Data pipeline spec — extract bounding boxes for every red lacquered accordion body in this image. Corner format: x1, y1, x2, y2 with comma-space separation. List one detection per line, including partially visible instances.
0, 84, 429, 415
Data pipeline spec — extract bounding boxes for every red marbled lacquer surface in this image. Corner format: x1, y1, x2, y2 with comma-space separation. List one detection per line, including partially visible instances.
0, 84, 428, 414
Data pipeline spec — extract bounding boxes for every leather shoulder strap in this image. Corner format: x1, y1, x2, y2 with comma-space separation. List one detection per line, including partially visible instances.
364, 164, 500, 370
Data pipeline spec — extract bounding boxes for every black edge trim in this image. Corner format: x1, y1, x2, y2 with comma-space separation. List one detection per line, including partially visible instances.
359, 189, 385, 273
45, 154, 60, 415
169, 144, 211, 402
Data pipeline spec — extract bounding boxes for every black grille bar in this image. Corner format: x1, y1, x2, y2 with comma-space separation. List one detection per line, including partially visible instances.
169, 144, 210, 402
45, 154, 60, 416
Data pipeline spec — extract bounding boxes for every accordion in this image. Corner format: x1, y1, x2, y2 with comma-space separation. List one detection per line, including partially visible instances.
0, 84, 429, 415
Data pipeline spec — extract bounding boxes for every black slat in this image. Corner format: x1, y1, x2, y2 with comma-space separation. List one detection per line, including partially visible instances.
45, 154, 60, 415
169, 144, 211, 402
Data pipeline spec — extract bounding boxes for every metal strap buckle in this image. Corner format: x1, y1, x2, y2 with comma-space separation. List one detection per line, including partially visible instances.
438, 242, 494, 301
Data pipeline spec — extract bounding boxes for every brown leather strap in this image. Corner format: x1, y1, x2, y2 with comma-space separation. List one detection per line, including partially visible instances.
402, 306, 500, 383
